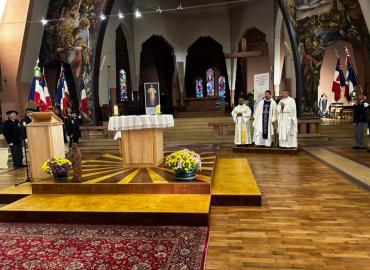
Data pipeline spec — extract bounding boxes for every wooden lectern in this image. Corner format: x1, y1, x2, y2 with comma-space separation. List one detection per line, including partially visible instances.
27, 112, 65, 180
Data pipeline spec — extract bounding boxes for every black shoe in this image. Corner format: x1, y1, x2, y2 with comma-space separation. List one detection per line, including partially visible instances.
359, 147, 366, 150
352, 146, 360, 149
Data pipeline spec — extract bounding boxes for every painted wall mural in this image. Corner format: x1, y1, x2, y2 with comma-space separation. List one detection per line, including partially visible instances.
283, 0, 370, 114
39, 0, 108, 123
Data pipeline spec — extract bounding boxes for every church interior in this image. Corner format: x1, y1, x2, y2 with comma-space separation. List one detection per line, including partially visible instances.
0, 0, 369, 269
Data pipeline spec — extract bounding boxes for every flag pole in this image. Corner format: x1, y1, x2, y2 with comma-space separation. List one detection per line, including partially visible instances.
345, 46, 363, 95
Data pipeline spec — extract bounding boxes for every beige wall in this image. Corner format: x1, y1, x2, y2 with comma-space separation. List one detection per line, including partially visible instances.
0, 0, 32, 120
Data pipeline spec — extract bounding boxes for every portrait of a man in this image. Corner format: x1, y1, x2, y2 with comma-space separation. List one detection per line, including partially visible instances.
144, 82, 160, 108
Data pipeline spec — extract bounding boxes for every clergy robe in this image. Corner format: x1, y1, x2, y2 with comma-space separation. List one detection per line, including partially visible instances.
277, 96, 298, 148
253, 98, 277, 147
231, 104, 252, 145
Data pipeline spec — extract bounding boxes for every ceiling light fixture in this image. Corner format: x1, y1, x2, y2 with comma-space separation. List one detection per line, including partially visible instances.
135, 8, 142, 18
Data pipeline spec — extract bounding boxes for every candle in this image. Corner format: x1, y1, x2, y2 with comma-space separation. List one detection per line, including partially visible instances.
156, 104, 161, 115
113, 105, 119, 116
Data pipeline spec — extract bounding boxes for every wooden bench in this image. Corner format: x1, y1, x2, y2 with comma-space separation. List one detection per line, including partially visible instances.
208, 122, 234, 136
80, 122, 111, 139
298, 118, 322, 137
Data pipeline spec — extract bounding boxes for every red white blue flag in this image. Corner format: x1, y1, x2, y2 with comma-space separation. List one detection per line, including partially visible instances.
331, 58, 346, 101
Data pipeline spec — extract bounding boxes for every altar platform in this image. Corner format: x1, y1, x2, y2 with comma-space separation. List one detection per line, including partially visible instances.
0, 152, 261, 226
233, 145, 301, 155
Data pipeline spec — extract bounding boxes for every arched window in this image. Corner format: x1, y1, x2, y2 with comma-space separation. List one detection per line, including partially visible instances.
206, 68, 215, 97
195, 77, 203, 98
218, 76, 226, 97
119, 69, 128, 101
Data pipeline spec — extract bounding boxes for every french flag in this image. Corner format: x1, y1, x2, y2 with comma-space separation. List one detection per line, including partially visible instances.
28, 77, 47, 110
331, 58, 346, 101
80, 87, 89, 115
345, 54, 358, 101
41, 75, 53, 111
56, 68, 71, 115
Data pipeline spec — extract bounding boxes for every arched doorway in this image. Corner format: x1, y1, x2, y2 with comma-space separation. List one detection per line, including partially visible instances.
234, 27, 272, 105
184, 36, 230, 112
116, 26, 133, 114
139, 35, 176, 114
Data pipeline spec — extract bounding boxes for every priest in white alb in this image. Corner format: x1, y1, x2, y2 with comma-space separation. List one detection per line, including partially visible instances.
232, 97, 252, 145
253, 90, 277, 147
277, 90, 298, 148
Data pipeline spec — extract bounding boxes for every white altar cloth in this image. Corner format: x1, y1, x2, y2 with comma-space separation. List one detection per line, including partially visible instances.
108, 115, 174, 131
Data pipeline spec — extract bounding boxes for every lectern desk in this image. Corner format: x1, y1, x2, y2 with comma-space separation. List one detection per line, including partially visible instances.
27, 112, 65, 180
108, 115, 174, 168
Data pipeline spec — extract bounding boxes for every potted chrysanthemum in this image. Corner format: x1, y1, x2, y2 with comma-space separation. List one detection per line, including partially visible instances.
165, 149, 202, 181
42, 158, 72, 181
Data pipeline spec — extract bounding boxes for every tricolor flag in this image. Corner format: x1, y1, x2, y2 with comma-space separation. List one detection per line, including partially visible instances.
41, 75, 53, 111
28, 76, 47, 110
80, 87, 89, 115
331, 57, 346, 101
56, 67, 71, 115
345, 52, 358, 101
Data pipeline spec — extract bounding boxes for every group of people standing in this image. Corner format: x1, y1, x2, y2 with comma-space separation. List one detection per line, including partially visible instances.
232, 90, 298, 148
2, 107, 82, 169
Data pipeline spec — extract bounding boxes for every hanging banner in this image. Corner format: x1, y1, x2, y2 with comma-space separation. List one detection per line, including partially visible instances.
144, 82, 160, 115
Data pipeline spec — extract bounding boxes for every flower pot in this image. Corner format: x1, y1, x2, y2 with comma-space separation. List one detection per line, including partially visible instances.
175, 170, 196, 182
53, 173, 68, 182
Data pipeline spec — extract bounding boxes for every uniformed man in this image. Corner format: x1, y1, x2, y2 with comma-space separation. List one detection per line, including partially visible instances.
3, 110, 25, 169
66, 111, 82, 148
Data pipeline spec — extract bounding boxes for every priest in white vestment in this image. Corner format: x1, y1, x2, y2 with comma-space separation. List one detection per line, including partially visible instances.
277, 90, 298, 148
253, 90, 277, 147
232, 97, 252, 145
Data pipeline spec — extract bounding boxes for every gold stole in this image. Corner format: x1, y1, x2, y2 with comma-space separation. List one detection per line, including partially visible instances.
241, 108, 248, 144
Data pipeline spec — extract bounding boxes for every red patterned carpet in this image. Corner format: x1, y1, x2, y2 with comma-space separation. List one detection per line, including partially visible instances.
0, 223, 209, 270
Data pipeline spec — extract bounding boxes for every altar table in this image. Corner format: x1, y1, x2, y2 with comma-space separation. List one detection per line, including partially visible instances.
108, 115, 174, 168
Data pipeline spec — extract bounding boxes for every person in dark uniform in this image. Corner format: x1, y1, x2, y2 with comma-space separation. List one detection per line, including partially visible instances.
353, 92, 369, 149
3, 110, 25, 169
66, 111, 81, 148
54, 106, 68, 143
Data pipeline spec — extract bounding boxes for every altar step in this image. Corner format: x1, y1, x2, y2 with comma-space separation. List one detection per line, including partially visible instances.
0, 194, 211, 226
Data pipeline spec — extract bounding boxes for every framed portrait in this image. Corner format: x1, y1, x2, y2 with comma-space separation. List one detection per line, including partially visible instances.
144, 82, 160, 114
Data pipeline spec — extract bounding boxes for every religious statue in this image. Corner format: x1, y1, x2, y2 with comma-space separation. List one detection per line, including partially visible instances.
231, 97, 252, 145
319, 93, 329, 117
253, 90, 277, 147
277, 90, 298, 148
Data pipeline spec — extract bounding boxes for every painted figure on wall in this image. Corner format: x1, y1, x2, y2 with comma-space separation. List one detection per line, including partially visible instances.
119, 69, 128, 102
283, 0, 370, 114
218, 76, 226, 98
40, 0, 108, 123
206, 68, 215, 97
195, 77, 203, 98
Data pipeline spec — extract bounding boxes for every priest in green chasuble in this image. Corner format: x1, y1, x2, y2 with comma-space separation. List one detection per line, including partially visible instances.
232, 97, 252, 145
277, 90, 298, 148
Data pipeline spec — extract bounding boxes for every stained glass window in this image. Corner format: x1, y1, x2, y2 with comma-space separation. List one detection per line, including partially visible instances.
195, 77, 204, 98
119, 69, 128, 101
218, 76, 226, 97
206, 68, 215, 96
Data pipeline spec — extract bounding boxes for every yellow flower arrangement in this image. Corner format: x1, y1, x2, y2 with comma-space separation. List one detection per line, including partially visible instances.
42, 158, 72, 177
165, 149, 202, 176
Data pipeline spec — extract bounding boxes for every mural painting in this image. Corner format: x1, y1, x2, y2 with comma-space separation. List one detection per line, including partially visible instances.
39, 0, 108, 123
283, 0, 370, 114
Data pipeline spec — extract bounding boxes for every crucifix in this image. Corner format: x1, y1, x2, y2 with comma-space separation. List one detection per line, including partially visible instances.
225, 37, 264, 104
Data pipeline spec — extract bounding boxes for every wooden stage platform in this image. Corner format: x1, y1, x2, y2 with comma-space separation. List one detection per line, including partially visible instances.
0, 152, 261, 226
233, 145, 301, 155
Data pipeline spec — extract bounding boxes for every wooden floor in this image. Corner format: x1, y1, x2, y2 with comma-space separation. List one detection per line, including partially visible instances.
206, 149, 370, 270
0, 146, 369, 269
